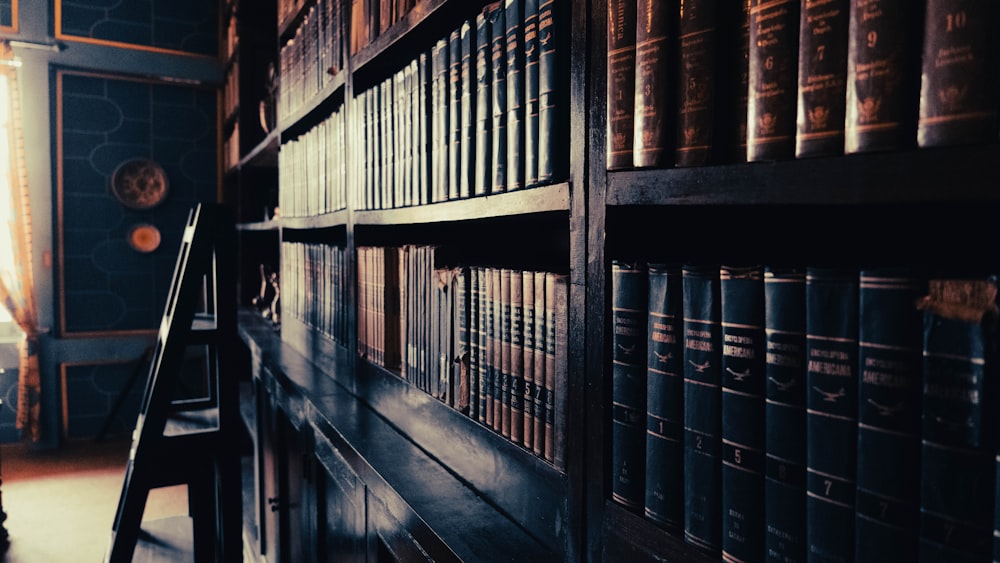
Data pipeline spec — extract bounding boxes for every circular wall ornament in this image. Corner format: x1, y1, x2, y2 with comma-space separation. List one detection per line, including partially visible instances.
111, 159, 169, 210
127, 223, 162, 253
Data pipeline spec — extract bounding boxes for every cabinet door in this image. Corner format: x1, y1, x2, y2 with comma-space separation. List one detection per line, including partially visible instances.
316, 440, 367, 563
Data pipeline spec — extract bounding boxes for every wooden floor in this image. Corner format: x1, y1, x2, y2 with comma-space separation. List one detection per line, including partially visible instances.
0, 437, 190, 562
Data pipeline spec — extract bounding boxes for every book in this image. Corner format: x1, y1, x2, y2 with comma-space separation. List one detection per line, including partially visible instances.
720, 265, 766, 562
682, 264, 722, 552
794, 0, 849, 158
476, 267, 489, 422
537, 0, 561, 184
844, 0, 923, 154
550, 272, 569, 471
917, 0, 999, 148
805, 267, 859, 563
490, 4, 508, 192
855, 269, 925, 563
432, 39, 448, 203
533, 270, 547, 458
510, 268, 525, 445
475, 10, 494, 196
763, 267, 807, 563
460, 20, 474, 199
632, 0, 674, 168
675, 0, 719, 167
500, 268, 513, 438
455, 267, 471, 415
746, 0, 800, 161
469, 267, 480, 420
449, 27, 462, 201
418, 51, 431, 205
522, 269, 536, 451
486, 266, 497, 428
524, 0, 540, 187
727, 0, 751, 163
611, 260, 648, 510
916, 277, 998, 562
643, 264, 683, 528
506, 0, 525, 191
607, 0, 638, 169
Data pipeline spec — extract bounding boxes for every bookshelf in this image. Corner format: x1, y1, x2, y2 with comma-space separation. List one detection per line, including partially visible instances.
227, 0, 1000, 561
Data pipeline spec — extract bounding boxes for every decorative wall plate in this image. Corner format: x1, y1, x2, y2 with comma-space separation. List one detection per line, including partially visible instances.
111, 159, 169, 210
127, 223, 161, 253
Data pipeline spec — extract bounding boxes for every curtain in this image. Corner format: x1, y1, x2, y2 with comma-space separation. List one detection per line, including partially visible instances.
0, 41, 41, 442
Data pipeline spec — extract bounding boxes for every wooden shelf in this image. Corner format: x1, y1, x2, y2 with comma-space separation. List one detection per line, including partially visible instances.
278, 71, 346, 140
607, 142, 1000, 207
239, 129, 279, 169
354, 181, 571, 226
600, 502, 716, 563
279, 208, 349, 231
236, 219, 280, 232
278, 0, 317, 44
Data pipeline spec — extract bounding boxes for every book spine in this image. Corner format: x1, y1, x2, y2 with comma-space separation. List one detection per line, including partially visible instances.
500, 268, 513, 438
855, 269, 925, 563
607, 0, 638, 169
431, 41, 444, 202
456, 267, 470, 415
551, 272, 569, 471
917, 0, 999, 148
675, 0, 719, 167
492, 267, 503, 432
918, 278, 998, 562
418, 51, 430, 205
506, 0, 525, 191
449, 28, 462, 200
490, 5, 508, 192
728, 0, 752, 164
643, 264, 683, 528
544, 271, 559, 463
478, 266, 490, 423
763, 267, 807, 563
633, 0, 674, 168
747, 0, 800, 162
475, 11, 493, 196
522, 269, 536, 451
537, 0, 561, 183
486, 266, 497, 428
611, 261, 649, 509
682, 264, 722, 552
533, 270, 548, 458
469, 267, 480, 420
794, 0, 849, 158
460, 20, 474, 199
510, 268, 525, 445
524, 0, 540, 187
720, 265, 766, 562
845, 0, 923, 154
805, 267, 859, 562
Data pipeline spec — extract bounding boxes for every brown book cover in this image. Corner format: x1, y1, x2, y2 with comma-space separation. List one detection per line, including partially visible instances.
522, 269, 536, 451
545, 272, 568, 469
795, 0, 849, 158
633, 0, 675, 168
532, 271, 547, 457
728, 0, 752, 163
485, 267, 496, 428
492, 267, 503, 432
510, 269, 524, 445
675, 0, 719, 167
845, 0, 923, 154
747, 0, 800, 161
607, 0, 638, 169
917, 0, 998, 148
500, 267, 512, 439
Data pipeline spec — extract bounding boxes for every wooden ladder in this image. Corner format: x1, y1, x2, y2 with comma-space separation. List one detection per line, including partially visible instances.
106, 204, 242, 563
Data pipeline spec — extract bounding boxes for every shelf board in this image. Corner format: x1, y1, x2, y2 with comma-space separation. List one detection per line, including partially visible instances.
601, 501, 716, 563
607, 142, 1000, 206
354, 181, 570, 226
239, 129, 279, 169
237, 219, 280, 232
278, 70, 346, 140
277, 0, 317, 44
279, 208, 349, 230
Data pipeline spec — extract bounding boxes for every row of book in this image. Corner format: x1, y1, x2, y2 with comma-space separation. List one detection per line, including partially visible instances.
607, 0, 999, 170
278, 108, 348, 218
282, 242, 350, 344
611, 262, 1000, 562
349, 0, 420, 55
224, 60, 239, 124
354, 0, 566, 210
358, 245, 569, 469
278, 0, 308, 26
279, 0, 343, 123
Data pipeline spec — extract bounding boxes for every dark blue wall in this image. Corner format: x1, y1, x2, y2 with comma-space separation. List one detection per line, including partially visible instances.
61, 361, 144, 440
58, 0, 217, 56
58, 71, 217, 335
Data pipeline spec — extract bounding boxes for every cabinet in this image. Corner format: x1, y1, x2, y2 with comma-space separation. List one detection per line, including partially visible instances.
225, 0, 1000, 561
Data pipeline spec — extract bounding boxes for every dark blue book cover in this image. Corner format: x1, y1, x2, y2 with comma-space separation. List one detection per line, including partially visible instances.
448, 27, 462, 201
764, 267, 807, 563
720, 265, 766, 562
805, 267, 859, 562
459, 20, 474, 199
682, 264, 722, 553
537, 0, 562, 183
644, 264, 683, 528
505, 0, 525, 191
475, 10, 493, 196
855, 269, 925, 563
523, 0, 540, 188
918, 278, 998, 562
611, 261, 648, 509
606, 0, 637, 169
489, 4, 507, 192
